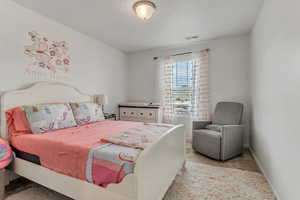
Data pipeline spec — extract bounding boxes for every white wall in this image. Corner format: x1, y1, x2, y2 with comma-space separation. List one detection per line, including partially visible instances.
128, 34, 251, 144
251, 0, 300, 199
0, 0, 128, 113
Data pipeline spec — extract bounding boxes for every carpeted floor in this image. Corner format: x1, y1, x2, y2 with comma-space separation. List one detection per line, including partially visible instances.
164, 161, 274, 200
185, 141, 261, 173
5, 142, 275, 200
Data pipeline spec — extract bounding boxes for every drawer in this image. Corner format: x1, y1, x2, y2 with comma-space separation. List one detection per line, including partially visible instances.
120, 108, 137, 117
120, 116, 133, 121
128, 110, 137, 117
145, 110, 156, 120
120, 108, 129, 117
137, 110, 146, 118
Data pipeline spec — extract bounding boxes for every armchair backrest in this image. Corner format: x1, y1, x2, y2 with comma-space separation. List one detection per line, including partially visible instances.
212, 102, 243, 125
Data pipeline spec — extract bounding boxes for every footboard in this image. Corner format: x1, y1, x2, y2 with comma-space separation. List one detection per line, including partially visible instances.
134, 124, 185, 200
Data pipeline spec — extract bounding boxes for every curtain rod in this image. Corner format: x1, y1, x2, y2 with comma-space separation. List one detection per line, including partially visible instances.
153, 48, 210, 60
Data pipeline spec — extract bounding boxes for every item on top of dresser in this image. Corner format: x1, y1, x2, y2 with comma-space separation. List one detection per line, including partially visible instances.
70, 102, 105, 125
22, 104, 77, 134
119, 102, 162, 123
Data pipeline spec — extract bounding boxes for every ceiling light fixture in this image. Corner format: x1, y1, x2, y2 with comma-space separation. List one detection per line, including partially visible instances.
133, 0, 156, 20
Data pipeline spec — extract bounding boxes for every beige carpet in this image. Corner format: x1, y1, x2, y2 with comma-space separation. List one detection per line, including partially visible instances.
164, 162, 275, 200
6, 161, 275, 200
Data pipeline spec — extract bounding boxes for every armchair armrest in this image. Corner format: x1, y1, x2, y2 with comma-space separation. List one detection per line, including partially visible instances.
220, 125, 244, 160
192, 121, 212, 130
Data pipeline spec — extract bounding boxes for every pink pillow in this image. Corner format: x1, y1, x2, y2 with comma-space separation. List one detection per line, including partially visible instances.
6, 107, 32, 136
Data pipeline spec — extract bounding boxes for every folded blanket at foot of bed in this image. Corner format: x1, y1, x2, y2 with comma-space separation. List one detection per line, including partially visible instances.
101, 123, 174, 150
86, 143, 141, 187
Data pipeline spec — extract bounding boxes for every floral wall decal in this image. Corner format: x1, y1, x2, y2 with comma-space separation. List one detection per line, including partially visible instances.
24, 31, 71, 80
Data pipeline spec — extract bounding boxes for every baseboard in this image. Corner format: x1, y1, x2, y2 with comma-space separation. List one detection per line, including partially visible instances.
249, 147, 281, 200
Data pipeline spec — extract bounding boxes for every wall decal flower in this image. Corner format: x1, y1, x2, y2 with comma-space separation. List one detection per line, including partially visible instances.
63, 58, 70, 65
24, 31, 71, 80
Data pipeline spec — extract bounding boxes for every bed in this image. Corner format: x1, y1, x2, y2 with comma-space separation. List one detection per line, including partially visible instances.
0, 82, 185, 200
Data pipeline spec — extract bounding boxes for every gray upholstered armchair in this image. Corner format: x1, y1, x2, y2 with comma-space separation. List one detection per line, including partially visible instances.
192, 102, 244, 161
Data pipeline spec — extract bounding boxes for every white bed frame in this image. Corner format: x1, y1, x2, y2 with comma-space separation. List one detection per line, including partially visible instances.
0, 82, 185, 200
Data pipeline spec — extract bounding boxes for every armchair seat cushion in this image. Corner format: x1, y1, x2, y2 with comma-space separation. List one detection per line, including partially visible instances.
205, 124, 222, 132
192, 129, 221, 160
193, 129, 222, 138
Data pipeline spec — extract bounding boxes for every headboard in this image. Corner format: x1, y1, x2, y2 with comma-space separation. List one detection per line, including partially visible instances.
0, 82, 95, 139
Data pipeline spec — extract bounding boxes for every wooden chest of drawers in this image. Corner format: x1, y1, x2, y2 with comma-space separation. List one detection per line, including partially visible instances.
119, 103, 162, 123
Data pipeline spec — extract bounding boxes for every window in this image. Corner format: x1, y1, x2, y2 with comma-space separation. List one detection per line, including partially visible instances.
161, 50, 209, 122
172, 61, 194, 114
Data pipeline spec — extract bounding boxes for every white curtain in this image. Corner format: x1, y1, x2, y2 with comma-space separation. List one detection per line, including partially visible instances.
192, 50, 210, 120
159, 50, 210, 130
160, 56, 174, 123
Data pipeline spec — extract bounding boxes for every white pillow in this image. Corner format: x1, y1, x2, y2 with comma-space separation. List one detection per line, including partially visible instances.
70, 103, 105, 125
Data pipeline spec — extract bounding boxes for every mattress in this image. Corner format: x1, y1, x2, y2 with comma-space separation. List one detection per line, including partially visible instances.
13, 147, 40, 165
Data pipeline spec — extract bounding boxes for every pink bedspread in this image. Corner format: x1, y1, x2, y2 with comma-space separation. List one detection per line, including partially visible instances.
10, 120, 142, 180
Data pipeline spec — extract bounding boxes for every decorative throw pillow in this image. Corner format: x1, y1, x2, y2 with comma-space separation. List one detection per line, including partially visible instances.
6, 107, 32, 136
70, 103, 104, 125
22, 104, 77, 134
